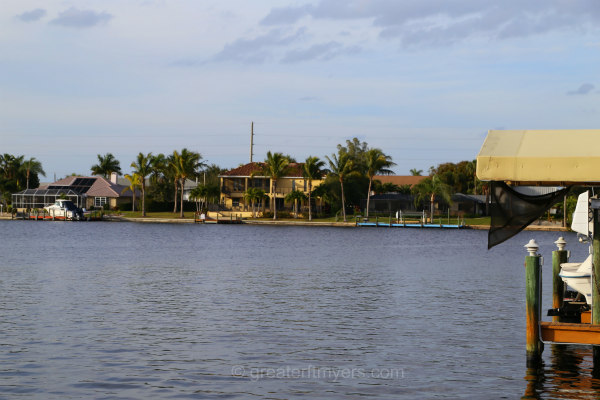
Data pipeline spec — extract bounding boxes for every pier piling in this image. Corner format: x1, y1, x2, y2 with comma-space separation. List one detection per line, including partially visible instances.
552, 237, 568, 322
525, 239, 543, 365
593, 208, 600, 371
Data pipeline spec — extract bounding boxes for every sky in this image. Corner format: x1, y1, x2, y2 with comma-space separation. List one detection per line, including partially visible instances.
2, 0, 599, 179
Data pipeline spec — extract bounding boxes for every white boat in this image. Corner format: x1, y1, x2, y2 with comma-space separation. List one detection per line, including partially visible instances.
559, 253, 592, 304
559, 191, 593, 304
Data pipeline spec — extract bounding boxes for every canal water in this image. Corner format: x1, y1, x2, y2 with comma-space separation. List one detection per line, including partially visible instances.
0, 220, 597, 399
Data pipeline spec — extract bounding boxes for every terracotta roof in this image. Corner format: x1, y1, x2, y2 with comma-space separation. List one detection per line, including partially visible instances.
373, 175, 427, 187
221, 162, 305, 178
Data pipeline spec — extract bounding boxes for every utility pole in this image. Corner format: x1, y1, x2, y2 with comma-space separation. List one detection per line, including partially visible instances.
250, 121, 254, 163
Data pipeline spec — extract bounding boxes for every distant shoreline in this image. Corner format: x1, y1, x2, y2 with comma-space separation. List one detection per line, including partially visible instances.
0, 213, 570, 231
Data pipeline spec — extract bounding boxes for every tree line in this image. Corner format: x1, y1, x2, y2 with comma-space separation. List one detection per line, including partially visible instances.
0, 154, 46, 206
1, 143, 491, 220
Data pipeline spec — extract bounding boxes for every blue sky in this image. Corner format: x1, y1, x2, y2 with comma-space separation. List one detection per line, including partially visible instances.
2, 0, 599, 179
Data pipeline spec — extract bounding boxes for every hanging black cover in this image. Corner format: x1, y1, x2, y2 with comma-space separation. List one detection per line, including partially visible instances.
488, 181, 570, 249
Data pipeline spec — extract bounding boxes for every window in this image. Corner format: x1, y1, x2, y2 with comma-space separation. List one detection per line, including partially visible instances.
232, 198, 240, 208
233, 179, 245, 192
94, 197, 107, 207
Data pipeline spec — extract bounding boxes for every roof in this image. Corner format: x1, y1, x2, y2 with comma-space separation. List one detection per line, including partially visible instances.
373, 175, 427, 187
40, 176, 134, 198
476, 129, 600, 184
221, 162, 305, 178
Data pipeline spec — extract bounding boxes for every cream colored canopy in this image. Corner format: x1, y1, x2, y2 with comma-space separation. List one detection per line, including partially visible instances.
476, 129, 600, 185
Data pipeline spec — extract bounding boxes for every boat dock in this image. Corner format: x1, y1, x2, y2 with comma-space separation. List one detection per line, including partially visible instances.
12, 210, 103, 221
357, 222, 465, 229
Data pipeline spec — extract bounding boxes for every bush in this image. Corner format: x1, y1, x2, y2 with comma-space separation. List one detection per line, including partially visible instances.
262, 211, 292, 219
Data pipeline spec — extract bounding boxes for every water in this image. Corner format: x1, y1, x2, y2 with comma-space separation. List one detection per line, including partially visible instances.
0, 220, 597, 399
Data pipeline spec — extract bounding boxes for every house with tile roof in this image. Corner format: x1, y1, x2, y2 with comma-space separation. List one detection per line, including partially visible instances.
219, 162, 323, 215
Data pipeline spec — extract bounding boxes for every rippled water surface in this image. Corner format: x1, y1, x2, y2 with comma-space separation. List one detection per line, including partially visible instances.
0, 220, 598, 399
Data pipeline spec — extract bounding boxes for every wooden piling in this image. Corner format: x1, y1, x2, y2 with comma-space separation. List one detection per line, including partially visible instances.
552, 238, 568, 322
525, 242, 543, 365
593, 208, 600, 370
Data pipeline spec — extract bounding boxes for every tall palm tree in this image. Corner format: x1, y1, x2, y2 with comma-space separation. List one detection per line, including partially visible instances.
122, 173, 141, 212
262, 151, 290, 220
130, 152, 153, 217
91, 153, 121, 179
302, 156, 326, 221
412, 174, 453, 223
285, 190, 307, 218
166, 153, 180, 213
172, 149, 204, 218
325, 152, 353, 222
22, 157, 46, 189
365, 148, 395, 218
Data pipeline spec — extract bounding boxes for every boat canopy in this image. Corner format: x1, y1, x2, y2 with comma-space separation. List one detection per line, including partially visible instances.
476, 129, 600, 185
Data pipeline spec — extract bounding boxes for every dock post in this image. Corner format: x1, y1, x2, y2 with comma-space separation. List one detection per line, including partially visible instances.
525, 239, 543, 366
375, 216, 378, 226
592, 208, 600, 373
552, 237, 568, 322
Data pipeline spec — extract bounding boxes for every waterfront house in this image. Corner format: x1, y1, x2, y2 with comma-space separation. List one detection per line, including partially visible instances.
219, 162, 322, 215
12, 174, 136, 210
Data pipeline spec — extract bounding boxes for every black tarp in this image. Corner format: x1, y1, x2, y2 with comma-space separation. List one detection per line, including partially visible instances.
488, 181, 570, 249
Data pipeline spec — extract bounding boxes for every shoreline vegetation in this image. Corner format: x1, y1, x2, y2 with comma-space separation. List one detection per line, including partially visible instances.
1, 140, 577, 227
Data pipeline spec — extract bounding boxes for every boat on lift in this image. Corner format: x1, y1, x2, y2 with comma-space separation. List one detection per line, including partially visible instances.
558, 191, 593, 306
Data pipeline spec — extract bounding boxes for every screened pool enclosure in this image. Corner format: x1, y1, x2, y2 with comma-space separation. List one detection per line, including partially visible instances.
12, 189, 84, 210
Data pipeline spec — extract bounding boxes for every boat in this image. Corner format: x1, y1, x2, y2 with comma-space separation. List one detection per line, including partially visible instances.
558, 191, 593, 304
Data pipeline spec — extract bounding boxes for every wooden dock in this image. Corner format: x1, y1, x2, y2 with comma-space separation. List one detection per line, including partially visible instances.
541, 321, 600, 345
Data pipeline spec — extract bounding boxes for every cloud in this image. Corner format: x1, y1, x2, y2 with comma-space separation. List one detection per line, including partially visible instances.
282, 41, 361, 63
567, 83, 595, 95
260, 1, 600, 47
261, 5, 312, 25
212, 28, 306, 64
16, 9, 47, 22
50, 7, 112, 28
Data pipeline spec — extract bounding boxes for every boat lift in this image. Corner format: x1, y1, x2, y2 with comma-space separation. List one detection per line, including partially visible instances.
477, 129, 600, 368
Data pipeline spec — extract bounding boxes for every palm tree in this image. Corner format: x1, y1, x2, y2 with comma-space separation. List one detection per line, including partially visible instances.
262, 151, 290, 220
91, 153, 122, 179
302, 156, 326, 221
122, 173, 141, 212
22, 157, 46, 189
130, 152, 153, 217
325, 152, 353, 222
364, 149, 395, 218
285, 190, 307, 218
410, 168, 423, 176
244, 187, 266, 218
189, 184, 208, 213
412, 174, 453, 223
171, 149, 204, 218
166, 153, 180, 213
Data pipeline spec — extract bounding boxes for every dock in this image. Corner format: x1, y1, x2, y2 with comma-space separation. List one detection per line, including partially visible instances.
356, 222, 465, 229
12, 210, 104, 221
